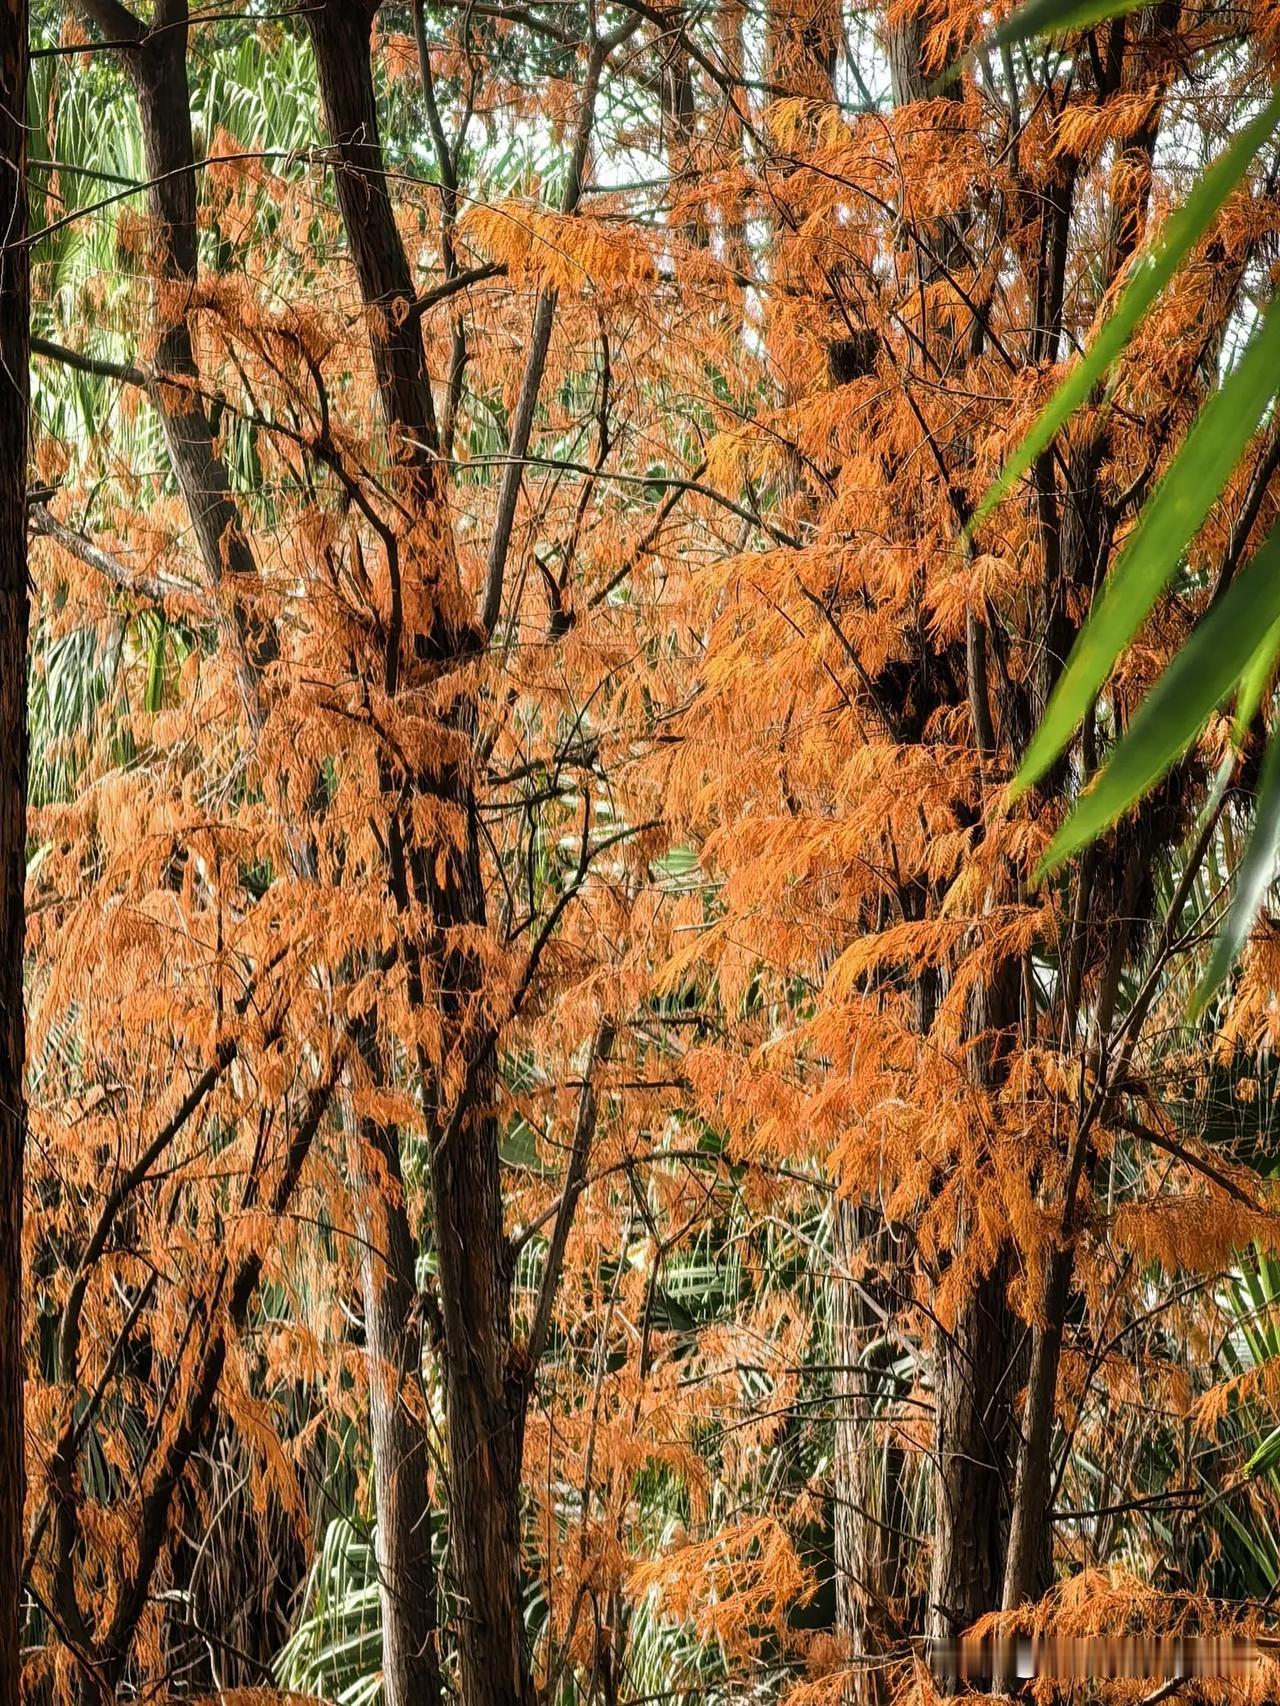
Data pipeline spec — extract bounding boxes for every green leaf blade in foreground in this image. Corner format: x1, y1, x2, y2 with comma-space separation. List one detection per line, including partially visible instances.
1193, 715, 1280, 1017
1234, 612, 1280, 742
1244, 1424, 1280, 1483
972, 84, 1280, 530
990, 0, 1150, 48
1014, 298, 1280, 797
1037, 522, 1280, 874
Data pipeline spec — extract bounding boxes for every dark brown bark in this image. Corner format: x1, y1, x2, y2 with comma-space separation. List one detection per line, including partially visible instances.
71, 0, 275, 729
1001, 19, 1179, 1626
927, 1253, 1022, 1675
714, 0, 746, 275
878, 18, 1024, 1679
304, 10, 533, 1705
396, 828, 531, 1706
925, 966, 1025, 1689
304, 2, 442, 478
659, 12, 702, 248
1001, 1251, 1070, 1612
382, 805, 532, 1706
0, 14, 29, 1706
524, 1022, 615, 1388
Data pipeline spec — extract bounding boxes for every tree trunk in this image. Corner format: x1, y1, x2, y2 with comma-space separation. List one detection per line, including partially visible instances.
115, 24, 450, 1694
70, 1, 275, 722
872, 18, 1024, 1680
659, 11, 702, 247
925, 972, 1024, 1688
352, 1115, 442, 1706
832, 1202, 905, 1706
1001, 1251, 1069, 1613
401, 824, 530, 1706
927, 1253, 1021, 1676
304, 10, 533, 1705
714, 0, 746, 277
0, 10, 29, 1706
1001, 32, 1175, 1630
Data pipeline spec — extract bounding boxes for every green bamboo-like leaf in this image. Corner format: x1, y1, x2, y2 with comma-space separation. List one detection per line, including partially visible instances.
991, 0, 1150, 48
972, 86, 1280, 532
1192, 720, 1280, 1015
1234, 614, 1280, 743
144, 617, 167, 715
1038, 523, 1280, 872
1014, 298, 1280, 798
1244, 1423, 1280, 1482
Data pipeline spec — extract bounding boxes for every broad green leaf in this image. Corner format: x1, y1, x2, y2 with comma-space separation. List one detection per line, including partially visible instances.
1015, 299, 1280, 797
973, 85, 1280, 531
1193, 717, 1280, 1015
991, 0, 1151, 48
1038, 523, 1280, 871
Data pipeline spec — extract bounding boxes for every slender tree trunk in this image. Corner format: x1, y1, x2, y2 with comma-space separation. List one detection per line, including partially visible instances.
1001, 27, 1175, 1628
926, 974, 1023, 1687
352, 1115, 442, 1706
0, 11, 29, 1706
870, 17, 1025, 1679
71, 2, 275, 722
832, 1203, 905, 1706
304, 10, 533, 1704
659, 10, 701, 247
714, 0, 746, 277
1001, 1252, 1069, 1612
402, 827, 530, 1706
124, 23, 444, 1697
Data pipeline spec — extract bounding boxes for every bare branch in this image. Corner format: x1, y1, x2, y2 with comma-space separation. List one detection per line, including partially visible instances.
523, 1020, 616, 1393
30, 503, 208, 610
406, 261, 506, 323
30, 335, 147, 389
1116, 1116, 1264, 1210
481, 21, 642, 635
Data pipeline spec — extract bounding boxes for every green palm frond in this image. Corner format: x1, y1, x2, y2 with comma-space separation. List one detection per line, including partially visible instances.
277, 1517, 385, 1706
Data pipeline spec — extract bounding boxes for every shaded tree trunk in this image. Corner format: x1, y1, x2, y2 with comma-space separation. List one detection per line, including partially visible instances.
925, 971, 1024, 1686
659, 9, 701, 247
869, 18, 1025, 1680
1002, 16, 1178, 1626
1001, 1252, 1069, 1613
0, 10, 29, 1706
352, 1116, 442, 1706
303, 9, 533, 1705
927, 1255, 1021, 1660
714, 0, 747, 277
71, 1, 275, 724
832, 1203, 905, 1706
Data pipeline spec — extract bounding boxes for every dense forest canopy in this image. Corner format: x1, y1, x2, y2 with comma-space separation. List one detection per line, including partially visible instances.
2, 0, 1280, 1704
